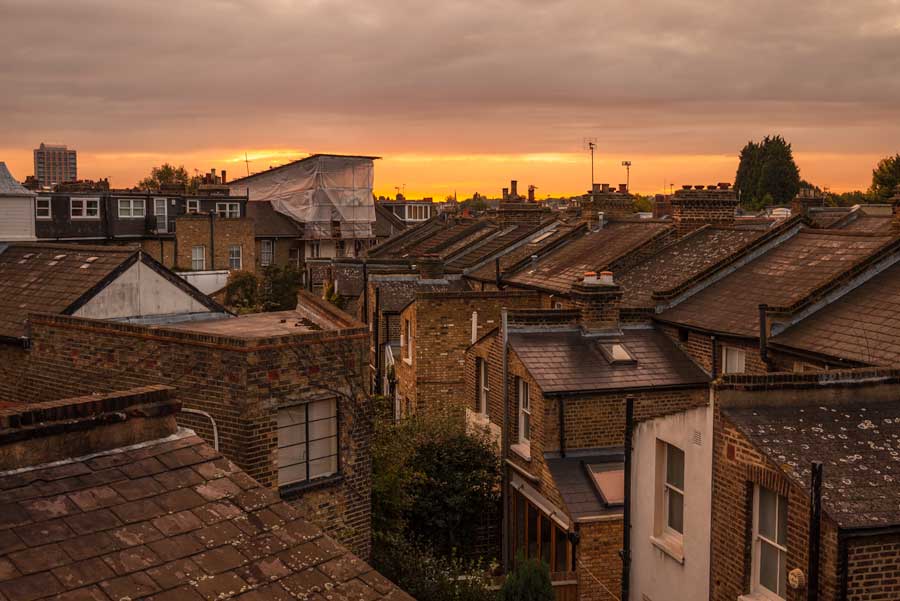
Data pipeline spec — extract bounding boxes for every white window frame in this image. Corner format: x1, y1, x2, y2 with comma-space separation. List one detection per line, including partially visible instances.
722, 346, 746, 374
70, 197, 100, 220
35, 197, 52, 220
191, 245, 206, 270
752, 485, 788, 600
309, 240, 321, 259
476, 358, 489, 415
186, 199, 200, 214
216, 202, 240, 218
404, 319, 413, 364
663, 443, 685, 537
518, 377, 530, 444
277, 399, 338, 488
228, 245, 242, 270
118, 198, 146, 219
260, 240, 274, 267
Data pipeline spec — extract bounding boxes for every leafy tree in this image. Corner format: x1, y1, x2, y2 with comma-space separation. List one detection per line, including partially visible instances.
323, 280, 345, 310
138, 163, 201, 192
870, 154, 900, 201
632, 194, 654, 213
499, 555, 553, 601
259, 265, 301, 311
223, 270, 260, 311
734, 135, 801, 209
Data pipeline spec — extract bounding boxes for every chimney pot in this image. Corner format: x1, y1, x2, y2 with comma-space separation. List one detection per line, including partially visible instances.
694, 185, 705, 190
583, 271, 598, 284
599, 270, 614, 285
592, 183, 602, 194
618, 184, 627, 193
601, 183, 610, 193
502, 187, 509, 201
221, 170, 227, 184
707, 185, 717, 190
718, 182, 730, 190
682, 185, 692, 190
510, 180, 518, 199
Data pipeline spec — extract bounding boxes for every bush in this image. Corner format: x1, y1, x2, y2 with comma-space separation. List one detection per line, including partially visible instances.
499, 555, 554, 601
223, 270, 260, 310
373, 532, 496, 601
260, 265, 301, 311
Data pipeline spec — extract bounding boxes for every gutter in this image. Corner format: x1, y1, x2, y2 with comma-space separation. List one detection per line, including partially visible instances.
501, 308, 511, 571
621, 396, 634, 601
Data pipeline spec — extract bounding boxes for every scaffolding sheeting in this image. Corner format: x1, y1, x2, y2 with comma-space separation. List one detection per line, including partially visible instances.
231, 155, 376, 239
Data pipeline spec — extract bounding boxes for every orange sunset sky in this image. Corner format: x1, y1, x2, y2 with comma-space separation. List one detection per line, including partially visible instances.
2, 1, 898, 198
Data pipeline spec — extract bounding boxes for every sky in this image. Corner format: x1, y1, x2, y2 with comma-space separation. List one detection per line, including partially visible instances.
1, 0, 899, 198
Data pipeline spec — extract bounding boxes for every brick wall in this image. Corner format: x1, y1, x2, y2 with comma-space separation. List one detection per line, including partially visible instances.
670, 187, 738, 235
576, 519, 624, 601
175, 214, 256, 272
846, 534, 900, 600
139, 238, 177, 269
16, 313, 374, 558
657, 323, 769, 375
256, 238, 302, 270
0, 344, 28, 404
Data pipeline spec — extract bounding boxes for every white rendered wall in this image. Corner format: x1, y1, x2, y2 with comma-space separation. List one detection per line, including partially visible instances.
0, 197, 36, 241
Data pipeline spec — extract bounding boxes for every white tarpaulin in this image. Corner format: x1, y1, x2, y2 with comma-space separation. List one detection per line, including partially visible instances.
230, 155, 375, 239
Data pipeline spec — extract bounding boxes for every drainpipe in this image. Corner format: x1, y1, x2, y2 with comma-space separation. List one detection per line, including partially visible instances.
711, 335, 719, 379
758, 304, 770, 370
362, 263, 369, 324
373, 287, 381, 395
621, 395, 634, 601
558, 398, 566, 458
808, 462, 823, 601
208, 211, 215, 270
501, 308, 510, 571
495, 257, 502, 290
181, 408, 219, 451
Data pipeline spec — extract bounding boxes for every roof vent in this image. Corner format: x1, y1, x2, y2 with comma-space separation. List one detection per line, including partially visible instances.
23, 253, 33, 259
86, 256, 99, 263
54, 254, 67, 260
48, 261, 58, 266
79, 263, 91, 269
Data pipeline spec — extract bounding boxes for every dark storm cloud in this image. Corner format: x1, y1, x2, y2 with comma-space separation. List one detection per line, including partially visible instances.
1, 0, 899, 153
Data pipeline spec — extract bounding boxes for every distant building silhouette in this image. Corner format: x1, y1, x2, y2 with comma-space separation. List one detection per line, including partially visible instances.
33, 142, 77, 187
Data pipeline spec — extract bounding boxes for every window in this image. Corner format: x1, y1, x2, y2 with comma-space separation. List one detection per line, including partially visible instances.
752, 486, 788, 599
336, 240, 346, 258
722, 346, 746, 374
260, 240, 274, 266
309, 240, 321, 259
289, 246, 301, 269
277, 399, 338, 487
404, 319, 413, 362
228, 245, 242, 270
664, 443, 685, 535
471, 311, 479, 344
186, 199, 200, 214
118, 198, 146, 218
518, 377, 530, 443
191, 245, 206, 270
475, 358, 489, 414
510, 489, 573, 574
216, 202, 240, 218
35, 197, 51, 219
70, 197, 99, 219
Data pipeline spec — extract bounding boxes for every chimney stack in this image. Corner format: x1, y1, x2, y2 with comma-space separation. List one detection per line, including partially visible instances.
417, 254, 445, 280
571, 270, 622, 333
618, 184, 628, 193
221, 170, 227, 184
528, 185, 535, 202
510, 180, 518, 200
502, 187, 509, 201
671, 183, 738, 235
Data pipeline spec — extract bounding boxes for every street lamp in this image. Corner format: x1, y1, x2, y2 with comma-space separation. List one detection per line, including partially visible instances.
621, 161, 632, 193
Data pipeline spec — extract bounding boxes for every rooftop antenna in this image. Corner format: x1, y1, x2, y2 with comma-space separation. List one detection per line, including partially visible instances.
621, 161, 632, 193
244, 153, 250, 177
583, 138, 598, 186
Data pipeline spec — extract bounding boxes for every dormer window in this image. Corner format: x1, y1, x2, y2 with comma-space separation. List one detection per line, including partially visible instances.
598, 342, 636, 365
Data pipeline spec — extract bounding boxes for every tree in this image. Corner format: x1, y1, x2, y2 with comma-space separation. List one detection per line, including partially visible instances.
499, 555, 554, 601
734, 135, 801, 209
870, 154, 900, 201
259, 265, 301, 311
137, 163, 201, 192
223, 270, 260, 312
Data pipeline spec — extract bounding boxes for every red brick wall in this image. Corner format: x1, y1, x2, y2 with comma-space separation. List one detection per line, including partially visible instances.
846, 534, 900, 600
139, 238, 177, 269
0, 344, 28, 404
576, 520, 624, 601
657, 323, 769, 375
175, 214, 256, 273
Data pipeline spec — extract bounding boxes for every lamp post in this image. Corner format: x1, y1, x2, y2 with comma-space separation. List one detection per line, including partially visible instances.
621, 161, 632, 193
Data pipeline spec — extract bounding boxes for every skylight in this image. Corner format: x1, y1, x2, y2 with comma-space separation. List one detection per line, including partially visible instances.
599, 342, 636, 365
587, 464, 624, 507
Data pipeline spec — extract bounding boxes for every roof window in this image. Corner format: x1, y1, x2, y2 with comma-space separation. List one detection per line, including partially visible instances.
598, 342, 637, 365
586, 463, 624, 507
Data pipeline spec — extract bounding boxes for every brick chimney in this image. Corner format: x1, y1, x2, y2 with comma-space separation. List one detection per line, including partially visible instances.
584, 184, 634, 221
671, 183, 737, 235
510, 180, 518, 200
0, 386, 179, 470
791, 188, 825, 217
571, 271, 622, 333
417, 254, 445, 280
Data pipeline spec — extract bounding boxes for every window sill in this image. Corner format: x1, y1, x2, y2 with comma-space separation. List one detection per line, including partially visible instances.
738, 594, 782, 601
278, 473, 343, 500
402, 358, 412, 366
650, 533, 684, 564
510, 442, 532, 462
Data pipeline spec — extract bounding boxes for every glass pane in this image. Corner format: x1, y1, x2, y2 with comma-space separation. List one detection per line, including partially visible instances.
527, 504, 538, 559
667, 489, 684, 533
278, 407, 306, 430
309, 399, 335, 421
309, 455, 337, 479
759, 487, 777, 540
541, 515, 551, 564
759, 540, 779, 594
309, 417, 337, 441
554, 526, 567, 572
776, 494, 787, 546
666, 445, 685, 489
308, 437, 336, 461
278, 462, 306, 485
523, 412, 530, 440
278, 442, 306, 467
515, 493, 525, 556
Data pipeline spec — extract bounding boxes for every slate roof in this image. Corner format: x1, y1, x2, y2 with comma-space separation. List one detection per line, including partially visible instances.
373, 204, 407, 239
0, 162, 34, 197
374, 277, 471, 313
658, 230, 896, 338
367, 217, 498, 260
445, 222, 550, 270
545, 451, 623, 520
808, 208, 854, 229
508, 327, 708, 394
245, 201, 301, 238
616, 226, 763, 309
0, 429, 411, 601
771, 260, 900, 365
723, 401, 900, 529
833, 214, 894, 234
0, 243, 138, 339
504, 222, 672, 294
465, 223, 584, 282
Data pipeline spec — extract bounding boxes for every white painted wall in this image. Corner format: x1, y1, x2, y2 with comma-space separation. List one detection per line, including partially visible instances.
177, 270, 229, 295
0, 197, 36, 241
76, 261, 212, 319
630, 403, 712, 601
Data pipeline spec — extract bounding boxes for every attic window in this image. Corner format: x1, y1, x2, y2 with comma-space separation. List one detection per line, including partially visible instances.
54, 254, 67, 260
586, 463, 624, 507
598, 342, 637, 365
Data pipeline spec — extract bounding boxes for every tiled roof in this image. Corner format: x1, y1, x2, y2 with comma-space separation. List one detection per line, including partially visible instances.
832, 213, 894, 234
367, 217, 497, 260
504, 222, 672, 294
724, 401, 900, 529
245, 201, 301, 238
658, 230, 896, 337
0, 162, 34, 197
616, 227, 763, 309
545, 452, 623, 520
446, 222, 550, 270
374, 277, 471, 314
0, 243, 138, 339
0, 430, 411, 601
373, 204, 407, 238
771, 260, 900, 365
465, 223, 584, 282
808, 208, 854, 229
509, 327, 708, 394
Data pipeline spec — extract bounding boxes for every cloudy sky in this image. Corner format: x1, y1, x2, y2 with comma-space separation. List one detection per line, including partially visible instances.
2, 0, 899, 197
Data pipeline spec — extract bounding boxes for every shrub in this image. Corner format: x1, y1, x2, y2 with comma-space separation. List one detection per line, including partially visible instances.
223, 270, 260, 310
260, 265, 301, 311
499, 555, 554, 601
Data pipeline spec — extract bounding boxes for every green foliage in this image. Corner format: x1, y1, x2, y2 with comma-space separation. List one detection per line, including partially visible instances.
632, 194, 654, 213
734, 135, 801, 209
223, 270, 260, 310
499, 555, 554, 601
373, 532, 497, 601
322, 280, 345, 310
138, 163, 201, 193
260, 265, 301, 311
372, 413, 501, 554
870, 154, 900, 201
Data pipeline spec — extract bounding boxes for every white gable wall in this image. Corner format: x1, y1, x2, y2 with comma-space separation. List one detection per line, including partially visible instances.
75, 261, 212, 319
0, 197, 36, 241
